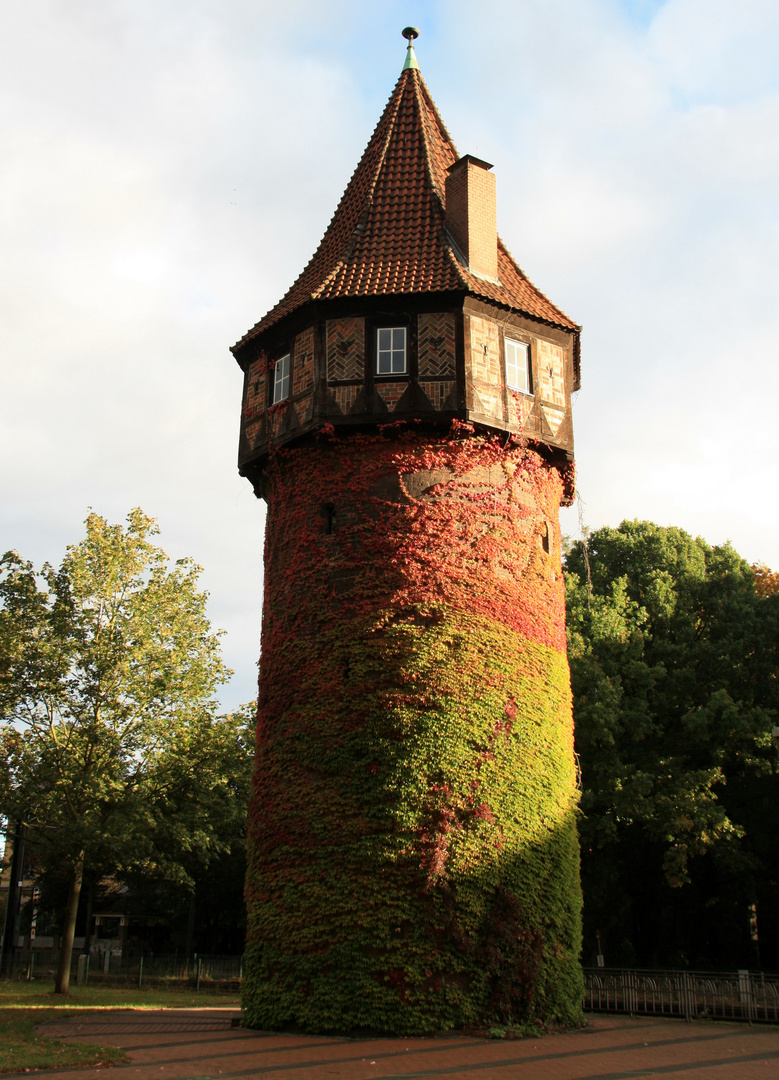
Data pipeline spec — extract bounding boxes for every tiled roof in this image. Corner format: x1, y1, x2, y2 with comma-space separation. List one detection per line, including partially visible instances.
234, 68, 578, 349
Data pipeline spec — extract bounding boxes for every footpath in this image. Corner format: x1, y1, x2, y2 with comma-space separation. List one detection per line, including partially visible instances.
25, 1007, 779, 1079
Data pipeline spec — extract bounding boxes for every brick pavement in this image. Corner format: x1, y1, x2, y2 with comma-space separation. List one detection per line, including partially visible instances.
27, 1008, 779, 1079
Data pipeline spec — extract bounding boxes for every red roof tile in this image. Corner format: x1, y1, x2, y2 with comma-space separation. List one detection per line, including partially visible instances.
234, 68, 578, 349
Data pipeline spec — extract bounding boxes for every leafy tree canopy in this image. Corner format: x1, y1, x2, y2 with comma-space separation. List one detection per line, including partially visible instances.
120, 700, 255, 956
565, 520, 779, 969
0, 510, 233, 991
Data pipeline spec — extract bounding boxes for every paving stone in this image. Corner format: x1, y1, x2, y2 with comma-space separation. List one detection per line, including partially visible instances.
23, 1009, 779, 1080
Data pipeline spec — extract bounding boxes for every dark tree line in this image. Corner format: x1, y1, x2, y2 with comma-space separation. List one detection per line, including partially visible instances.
566, 520, 779, 971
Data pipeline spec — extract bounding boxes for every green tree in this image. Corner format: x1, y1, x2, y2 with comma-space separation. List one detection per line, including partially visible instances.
124, 701, 255, 954
0, 510, 230, 992
565, 521, 779, 968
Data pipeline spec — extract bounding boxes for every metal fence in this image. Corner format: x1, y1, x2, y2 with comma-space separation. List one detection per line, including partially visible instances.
8, 949, 778, 1019
7, 949, 242, 989
81, 952, 243, 988
583, 967, 779, 1023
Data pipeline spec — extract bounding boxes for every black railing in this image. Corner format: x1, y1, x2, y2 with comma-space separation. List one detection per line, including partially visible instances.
8, 950, 778, 1021
583, 967, 779, 1023
5, 948, 242, 988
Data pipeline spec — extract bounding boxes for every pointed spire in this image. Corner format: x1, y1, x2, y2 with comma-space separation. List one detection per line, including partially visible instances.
233, 34, 578, 350
402, 26, 420, 71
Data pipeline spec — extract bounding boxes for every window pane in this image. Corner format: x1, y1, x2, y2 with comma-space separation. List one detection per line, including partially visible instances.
505, 339, 529, 394
273, 354, 290, 402
506, 344, 517, 388
376, 326, 406, 375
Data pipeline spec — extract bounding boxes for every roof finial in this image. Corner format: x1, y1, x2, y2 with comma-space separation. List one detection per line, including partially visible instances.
402, 27, 420, 72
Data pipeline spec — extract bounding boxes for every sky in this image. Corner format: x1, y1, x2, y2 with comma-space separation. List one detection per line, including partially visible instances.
2, 0, 778, 710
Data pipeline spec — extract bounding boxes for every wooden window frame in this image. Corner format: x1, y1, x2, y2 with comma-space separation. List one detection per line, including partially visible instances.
272, 353, 291, 403
504, 337, 532, 396
375, 326, 407, 377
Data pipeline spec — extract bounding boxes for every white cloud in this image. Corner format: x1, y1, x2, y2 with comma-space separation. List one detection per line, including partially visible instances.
648, 0, 779, 102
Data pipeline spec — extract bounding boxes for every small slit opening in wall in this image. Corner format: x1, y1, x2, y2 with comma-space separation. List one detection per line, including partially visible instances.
323, 503, 336, 535
542, 521, 551, 555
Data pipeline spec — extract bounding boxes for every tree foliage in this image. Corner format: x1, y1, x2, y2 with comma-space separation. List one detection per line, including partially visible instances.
121, 700, 255, 955
753, 563, 779, 599
0, 510, 232, 991
566, 521, 779, 969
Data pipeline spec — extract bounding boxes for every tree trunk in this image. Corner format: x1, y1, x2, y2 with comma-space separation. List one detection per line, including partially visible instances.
54, 853, 85, 995
185, 890, 196, 958
0, 819, 27, 977
81, 882, 94, 955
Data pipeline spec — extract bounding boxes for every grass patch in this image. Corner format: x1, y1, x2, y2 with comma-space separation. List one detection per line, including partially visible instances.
0, 980, 241, 1073
0, 980, 240, 1010
0, 1009, 127, 1074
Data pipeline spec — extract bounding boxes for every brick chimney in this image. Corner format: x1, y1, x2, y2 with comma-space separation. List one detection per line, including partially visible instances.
445, 155, 498, 281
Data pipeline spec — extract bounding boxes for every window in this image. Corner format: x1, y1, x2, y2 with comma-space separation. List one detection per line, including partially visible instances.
272, 353, 290, 403
505, 338, 531, 394
376, 327, 407, 375
541, 520, 551, 555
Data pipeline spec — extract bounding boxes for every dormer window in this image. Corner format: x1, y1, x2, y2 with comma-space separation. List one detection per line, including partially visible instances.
272, 354, 291, 403
505, 338, 531, 395
376, 327, 407, 375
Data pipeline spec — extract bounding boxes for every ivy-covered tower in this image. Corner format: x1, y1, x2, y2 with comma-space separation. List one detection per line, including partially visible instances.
233, 30, 583, 1034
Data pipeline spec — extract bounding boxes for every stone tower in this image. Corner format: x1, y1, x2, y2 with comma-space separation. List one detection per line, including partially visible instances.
232, 30, 583, 1034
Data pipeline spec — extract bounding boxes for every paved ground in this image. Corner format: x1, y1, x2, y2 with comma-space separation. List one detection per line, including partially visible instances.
25, 1007, 779, 1079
